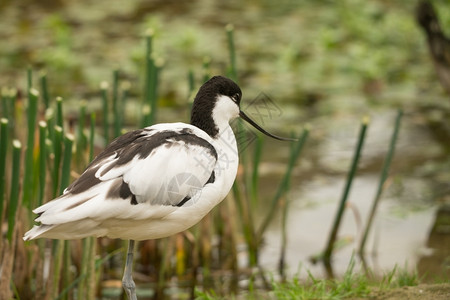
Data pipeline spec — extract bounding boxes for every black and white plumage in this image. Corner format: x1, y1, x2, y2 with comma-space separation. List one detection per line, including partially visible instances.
23, 76, 292, 299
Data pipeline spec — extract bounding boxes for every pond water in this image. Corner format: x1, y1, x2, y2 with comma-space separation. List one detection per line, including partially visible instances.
254, 107, 449, 280
261, 175, 437, 278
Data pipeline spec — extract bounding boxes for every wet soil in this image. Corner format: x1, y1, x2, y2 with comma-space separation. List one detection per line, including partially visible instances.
352, 283, 450, 300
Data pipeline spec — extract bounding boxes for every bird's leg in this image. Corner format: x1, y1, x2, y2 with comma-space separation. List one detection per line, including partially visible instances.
122, 239, 137, 300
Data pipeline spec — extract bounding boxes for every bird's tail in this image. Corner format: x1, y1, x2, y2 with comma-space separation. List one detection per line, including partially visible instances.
23, 224, 53, 241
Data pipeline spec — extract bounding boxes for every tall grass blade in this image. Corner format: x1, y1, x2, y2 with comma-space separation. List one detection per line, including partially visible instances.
77, 101, 88, 152
85, 112, 97, 300
9, 89, 17, 127
22, 88, 39, 208
258, 127, 309, 239
38, 121, 47, 207
225, 24, 237, 81
56, 133, 74, 300
323, 117, 369, 262
57, 247, 122, 300
144, 29, 154, 102
148, 56, 163, 126
45, 108, 55, 146
40, 71, 50, 109
52, 126, 63, 198
359, 110, 402, 255
27, 67, 33, 89
100, 81, 109, 146
36, 121, 48, 299
49, 240, 64, 300
85, 237, 96, 300
78, 238, 90, 299
188, 70, 195, 98
120, 81, 130, 128
250, 135, 263, 205
60, 134, 73, 194
1, 88, 8, 116
143, 29, 159, 126
7, 140, 21, 243
202, 56, 211, 83
56, 97, 64, 130
0, 119, 9, 224
1, 88, 13, 121
89, 113, 96, 161
237, 135, 264, 267
112, 69, 121, 138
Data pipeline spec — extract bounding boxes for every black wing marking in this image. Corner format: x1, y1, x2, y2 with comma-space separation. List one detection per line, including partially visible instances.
65, 127, 217, 207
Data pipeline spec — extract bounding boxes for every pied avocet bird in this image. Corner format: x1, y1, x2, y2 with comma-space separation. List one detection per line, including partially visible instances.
24, 76, 294, 300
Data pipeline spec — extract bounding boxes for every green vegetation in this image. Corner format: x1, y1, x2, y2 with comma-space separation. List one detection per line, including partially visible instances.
196, 262, 422, 299
0, 0, 448, 299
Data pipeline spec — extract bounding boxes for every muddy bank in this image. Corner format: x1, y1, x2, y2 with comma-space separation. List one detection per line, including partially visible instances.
352, 283, 450, 300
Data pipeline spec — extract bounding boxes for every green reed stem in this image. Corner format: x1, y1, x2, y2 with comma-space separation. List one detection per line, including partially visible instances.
0, 119, 9, 224
85, 237, 96, 300
359, 110, 402, 255
46, 108, 55, 146
323, 117, 369, 262
36, 122, 48, 300
40, 71, 50, 109
4, 88, 17, 131
143, 30, 156, 126
78, 237, 90, 299
7, 140, 21, 243
158, 240, 169, 295
60, 134, 74, 194
56, 97, 64, 130
89, 113, 96, 161
10, 88, 17, 119
202, 56, 211, 83
240, 135, 264, 267
101, 81, 109, 146
257, 127, 309, 239
279, 192, 289, 278
80, 115, 94, 299
56, 247, 121, 300
1, 88, 10, 119
62, 241, 71, 300
188, 69, 195, 97
51, 240, 64, 299
187, 70, 196, 114
52, 126, 63, 198
78, 113, 97, 300
1, 88, 7, 114
225, 24, 237, 82
278, 131, 309, 276
38, 121, 47, 207
120, 81, 130, 126
112, 69, 121, 138
147, 56, 163, 126
144, 29, 154, 98
22, 88, 39, 208
251, 135, 264, 206
77, 101, 87, 152
60, 134, 74, 300
27, 67, 33, 89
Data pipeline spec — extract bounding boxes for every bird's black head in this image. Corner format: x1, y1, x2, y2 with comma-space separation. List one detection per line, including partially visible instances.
191, 75, 296, 142
190, 76, 242, 138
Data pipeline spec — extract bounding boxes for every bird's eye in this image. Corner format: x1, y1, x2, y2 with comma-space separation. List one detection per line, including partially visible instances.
232, 93, 240, 102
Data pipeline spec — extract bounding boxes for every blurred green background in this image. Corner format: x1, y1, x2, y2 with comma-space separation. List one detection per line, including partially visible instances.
1, 0, 449, 109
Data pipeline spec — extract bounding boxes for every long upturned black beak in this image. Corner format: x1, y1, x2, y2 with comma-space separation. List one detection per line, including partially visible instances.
239, 111, 297, 141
